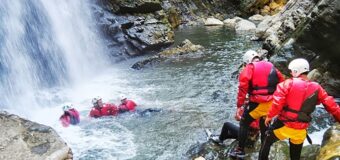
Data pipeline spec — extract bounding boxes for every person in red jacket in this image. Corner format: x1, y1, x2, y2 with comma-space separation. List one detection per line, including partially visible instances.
118, 95, 137, 113
89, 97, 119, 118
259, 58, 340, 160
230, 50, 285, 158
59, 104, 80, 127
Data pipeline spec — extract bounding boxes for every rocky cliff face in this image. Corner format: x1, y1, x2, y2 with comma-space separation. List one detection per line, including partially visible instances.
254, 0, 340, 96
95, 0, 174, 58
0, 111, 71, 160
95, 0, 340, 95
239, 0, 287, 15
94, 0, 239, 58
294, 0, 340, 95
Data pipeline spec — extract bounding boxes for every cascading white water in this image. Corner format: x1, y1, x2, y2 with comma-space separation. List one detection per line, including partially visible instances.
0, 0, 109, 114
0, 1, 137, 159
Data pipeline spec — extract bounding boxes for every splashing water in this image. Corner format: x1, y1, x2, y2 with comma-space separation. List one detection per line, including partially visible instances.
0, 0, 109, 113
0, 0, 136, 159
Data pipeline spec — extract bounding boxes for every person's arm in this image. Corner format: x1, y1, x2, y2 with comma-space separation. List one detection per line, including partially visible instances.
106, 104, 119, 115
127, 100, 137, 111
89, 109, 99, 118
73, 109, 80, 118
236, 64, 253, 108
60, 115, 70, 127
318, 86, 340, 122
265, 79, 292, 125
275, 68, 286, 82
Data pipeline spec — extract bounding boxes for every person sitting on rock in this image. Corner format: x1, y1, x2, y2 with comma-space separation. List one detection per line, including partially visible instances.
59, 104, 80, 127
118, 95, 137, 113
89, 97, 119, 118
209, 107, 260, 147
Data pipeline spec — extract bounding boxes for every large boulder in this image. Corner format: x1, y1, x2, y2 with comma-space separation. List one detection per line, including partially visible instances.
248, 14, 266, 21
223, 17, 242, 28
94, 5, 174, 57
0, 111, 71, 160
131, 39, 204, 70
317, 123, 340, 160
235, 19, 257, 33
204, 17, 224, 26
122, 15, 174, 54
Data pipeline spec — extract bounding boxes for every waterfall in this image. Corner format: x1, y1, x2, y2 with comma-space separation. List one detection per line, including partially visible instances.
0, 0, 109, 114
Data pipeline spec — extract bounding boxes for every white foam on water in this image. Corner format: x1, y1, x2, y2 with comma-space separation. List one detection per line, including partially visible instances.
304, 128, 327, 146
26, 68, 138, 159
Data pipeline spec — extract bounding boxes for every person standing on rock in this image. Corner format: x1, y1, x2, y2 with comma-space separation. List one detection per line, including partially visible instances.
259, 58, 340, 160
229, 50, 285, 158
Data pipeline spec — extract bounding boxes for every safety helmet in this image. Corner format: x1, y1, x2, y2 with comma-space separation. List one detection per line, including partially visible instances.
243, 50, 259, 64
288, 58, 309, 77
62, 105, 71, 111
120, 94, 127, 101
92, 96, 102, 105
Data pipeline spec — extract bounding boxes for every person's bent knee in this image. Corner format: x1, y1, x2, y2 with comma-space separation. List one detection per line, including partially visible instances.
240, 114, 254, 126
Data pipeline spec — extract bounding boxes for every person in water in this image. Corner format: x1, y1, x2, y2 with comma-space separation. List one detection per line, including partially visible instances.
118, 95, 137, 113
59, 104, 80, 127
89, 97, 119, 118
210, 100, 260, 147
259, 58, 340, 160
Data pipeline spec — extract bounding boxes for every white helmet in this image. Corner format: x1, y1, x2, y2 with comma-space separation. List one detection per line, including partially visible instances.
120, 94, 126, 100
243, 50, 259, 64
62, 105, 72, 111
92, 96, 102, 105
288, 58, 309, 77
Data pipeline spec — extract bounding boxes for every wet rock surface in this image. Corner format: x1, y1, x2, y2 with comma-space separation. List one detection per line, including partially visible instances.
187, 139, 290, 160
251, 0, 340, 96
95, 0, 174, 58
131, 39, 204, 70
239, 0, 287, 15
317, 123, 340, 160
94, 0, 240, 58
187, 123, 340, 160
0, 111, 71, 160
98, 0, 162, 13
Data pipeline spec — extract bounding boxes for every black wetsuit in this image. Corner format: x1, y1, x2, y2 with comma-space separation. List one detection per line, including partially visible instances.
119, 108, 162, 116
259, 119, 303, 160
217, 121, 259, 147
